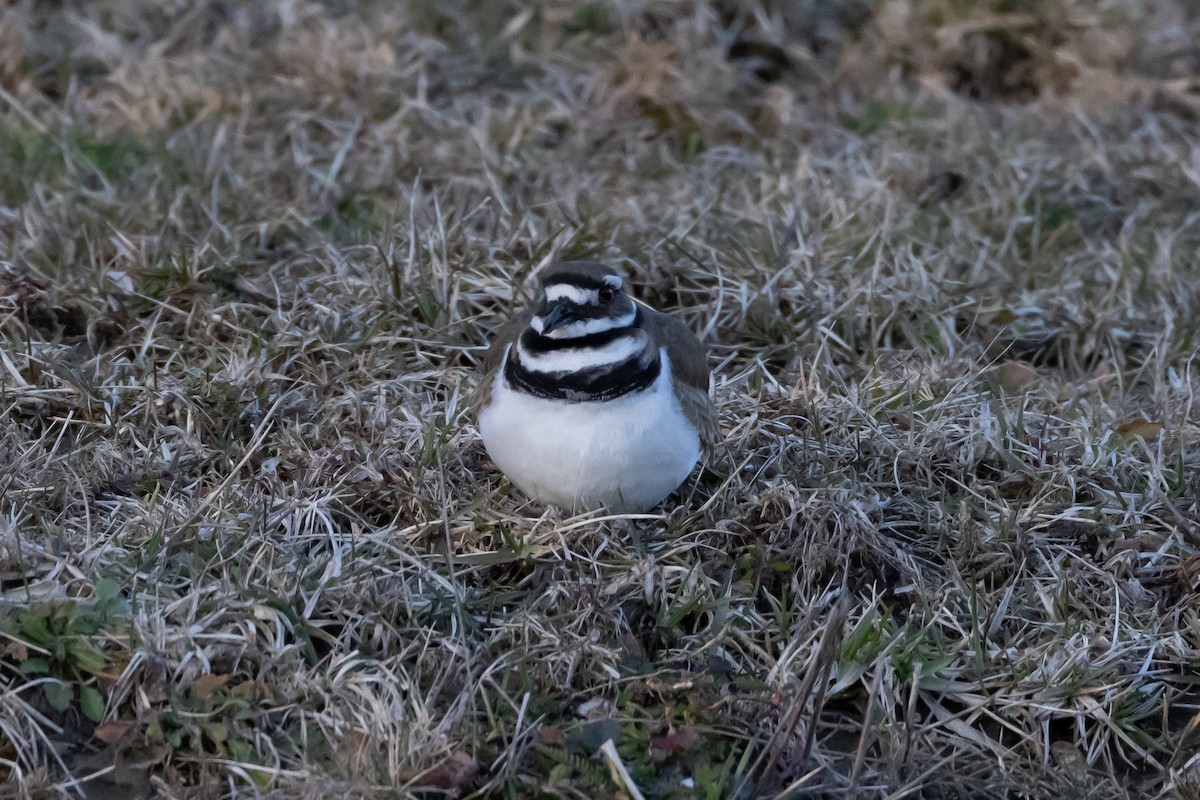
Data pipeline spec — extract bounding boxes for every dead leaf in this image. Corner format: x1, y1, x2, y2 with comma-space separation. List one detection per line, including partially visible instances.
1177, 557, 1200, 590
137, 658, 169, 705
94, 720, 137, 744
190, 674, 231, 700
536, 725, 566, 747
650, 726, 701, 761
993, 360, 1038, 392
1050, 740, 1088, 783
418, 751, 477, 791
1112, 533, 1160, 553
1115, 419, 1163, 440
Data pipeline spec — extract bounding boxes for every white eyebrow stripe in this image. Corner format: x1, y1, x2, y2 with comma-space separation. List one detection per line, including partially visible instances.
545, 285, 598, 304
602, 274, 622, 289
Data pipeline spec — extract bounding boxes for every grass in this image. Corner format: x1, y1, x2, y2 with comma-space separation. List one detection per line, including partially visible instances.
1, 0, 1199, 797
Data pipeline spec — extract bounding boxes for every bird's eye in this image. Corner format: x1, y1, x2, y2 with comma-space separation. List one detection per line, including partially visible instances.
598, 287, 616, 303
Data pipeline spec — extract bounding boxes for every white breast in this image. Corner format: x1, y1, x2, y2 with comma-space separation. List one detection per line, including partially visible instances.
478, 348, 701, 512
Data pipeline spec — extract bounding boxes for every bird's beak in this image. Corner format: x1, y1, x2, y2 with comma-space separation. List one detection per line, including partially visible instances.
538, 302, 576, 334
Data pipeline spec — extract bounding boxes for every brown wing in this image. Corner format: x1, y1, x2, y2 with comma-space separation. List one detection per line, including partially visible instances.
675, 380, 721, 449
640, 304, 721, 449
639, 304, 710, 392
483, 308, 533, 375
472, 309, 531, 412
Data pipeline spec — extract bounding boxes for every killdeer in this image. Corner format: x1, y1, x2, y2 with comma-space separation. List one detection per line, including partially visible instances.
477, 261, 719, 512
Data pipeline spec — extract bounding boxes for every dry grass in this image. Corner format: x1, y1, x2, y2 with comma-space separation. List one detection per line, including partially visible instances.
1, 1, 1199, 798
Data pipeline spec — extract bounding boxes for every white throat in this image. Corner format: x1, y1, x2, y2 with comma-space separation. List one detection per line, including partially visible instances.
517, 334, 646, 374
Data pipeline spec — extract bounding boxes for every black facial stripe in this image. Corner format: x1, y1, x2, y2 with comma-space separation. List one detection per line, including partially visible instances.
572, 304, 612, 320
535, 300, 613, 320
505, 348, 661, 402
522, 306, 642, 352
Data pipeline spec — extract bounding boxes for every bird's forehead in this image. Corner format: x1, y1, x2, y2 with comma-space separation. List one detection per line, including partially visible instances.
540, 266, 623, 292
544, 284, 597, 304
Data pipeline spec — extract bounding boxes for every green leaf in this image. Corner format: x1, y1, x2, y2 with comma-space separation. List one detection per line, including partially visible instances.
20, 613, 52, 646
206, 722, 229, 745
67, 641, 108, 674
94, 578, 122, 604
44, 681, 73, 710
81, 685, 105, 722
67, 610, 101, 636
19, 657, 51, 674
225, 737, 253, 764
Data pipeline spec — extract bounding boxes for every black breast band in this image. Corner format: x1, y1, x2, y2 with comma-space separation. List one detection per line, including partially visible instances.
504, 347, 661, 402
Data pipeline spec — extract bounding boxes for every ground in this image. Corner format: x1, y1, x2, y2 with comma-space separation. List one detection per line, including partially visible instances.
1, 1, 1199, 798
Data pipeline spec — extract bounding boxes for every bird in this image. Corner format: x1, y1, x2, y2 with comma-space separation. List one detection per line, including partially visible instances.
476, 261, 719, 512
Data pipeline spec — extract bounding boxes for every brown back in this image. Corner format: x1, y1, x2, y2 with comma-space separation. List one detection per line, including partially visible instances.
638, 303, 710, 391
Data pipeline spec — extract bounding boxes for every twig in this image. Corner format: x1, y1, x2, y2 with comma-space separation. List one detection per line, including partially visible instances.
599, 739, 647, 800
